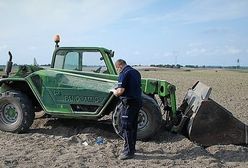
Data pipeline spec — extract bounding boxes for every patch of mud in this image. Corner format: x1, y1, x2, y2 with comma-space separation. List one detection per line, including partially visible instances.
1, 117, 247, 167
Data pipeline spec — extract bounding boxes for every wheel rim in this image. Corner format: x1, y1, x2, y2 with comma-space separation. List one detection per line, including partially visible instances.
112, 106, 149, 137
138, 109, 148, 130
1, 104, 18, 124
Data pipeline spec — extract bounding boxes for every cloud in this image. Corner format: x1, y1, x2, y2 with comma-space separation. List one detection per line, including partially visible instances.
0, 0, 155, 64
202, 27, 230, 35
0, 45, 7, 51
27, 46, 37, 51
0, 45, 9, 64
188, 42, 204, 47
186, 47, 207, 56
172, 0, 248, 23
133, 51, 141, 55
0, 1, 247, 66
127, 0, 248, 24
0, 0, 155, 37
180, 45, 247, 66
224, 46, 242, 55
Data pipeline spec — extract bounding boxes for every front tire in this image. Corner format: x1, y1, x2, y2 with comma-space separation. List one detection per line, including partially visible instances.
112, 94, 162, 140
0, 91, 35, 133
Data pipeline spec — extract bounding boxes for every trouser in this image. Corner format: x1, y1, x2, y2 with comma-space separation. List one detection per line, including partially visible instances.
120, 99, 142, 155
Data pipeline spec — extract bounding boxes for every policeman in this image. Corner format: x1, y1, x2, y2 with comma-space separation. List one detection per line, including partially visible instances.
112, 59, 142, 160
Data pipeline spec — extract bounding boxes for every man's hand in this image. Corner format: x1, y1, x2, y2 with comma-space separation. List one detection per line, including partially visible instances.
110, 88, 116, 93
109, 88, 118, 96
110, 88, 125, 97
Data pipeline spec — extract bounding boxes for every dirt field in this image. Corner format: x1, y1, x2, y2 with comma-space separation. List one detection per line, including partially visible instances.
0, 68, 248, 168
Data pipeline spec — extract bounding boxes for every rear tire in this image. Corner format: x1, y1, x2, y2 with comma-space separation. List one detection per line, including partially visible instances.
0, 91, 35, 133
112, 94, 162, 140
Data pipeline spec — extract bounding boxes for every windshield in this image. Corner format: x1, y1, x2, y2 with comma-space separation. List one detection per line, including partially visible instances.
53, 49, 108, 73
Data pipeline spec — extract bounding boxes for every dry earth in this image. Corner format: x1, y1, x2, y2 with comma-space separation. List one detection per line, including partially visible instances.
0, 68, 248, 168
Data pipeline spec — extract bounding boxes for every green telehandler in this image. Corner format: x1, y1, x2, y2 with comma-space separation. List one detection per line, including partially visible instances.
0, 35, 247, 147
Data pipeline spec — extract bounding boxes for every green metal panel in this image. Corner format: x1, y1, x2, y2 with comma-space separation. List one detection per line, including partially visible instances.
141, 79, 158, 94
141, 78, 177, 116
27, 69, 116, 116
158, 80, 170, 96
168, 85, 177, 116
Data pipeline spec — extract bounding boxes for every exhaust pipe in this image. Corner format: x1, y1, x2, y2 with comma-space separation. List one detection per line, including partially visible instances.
176, 81, 248, 147
3, 51, 13, 78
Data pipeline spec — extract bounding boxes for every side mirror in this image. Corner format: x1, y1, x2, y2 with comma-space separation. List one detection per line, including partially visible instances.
109, 50, 115, 57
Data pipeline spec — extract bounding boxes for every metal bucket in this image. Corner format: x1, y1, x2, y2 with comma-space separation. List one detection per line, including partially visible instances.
178, 81, 248, 147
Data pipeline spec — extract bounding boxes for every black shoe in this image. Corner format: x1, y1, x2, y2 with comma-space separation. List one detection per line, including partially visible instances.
118, 153, 134, 160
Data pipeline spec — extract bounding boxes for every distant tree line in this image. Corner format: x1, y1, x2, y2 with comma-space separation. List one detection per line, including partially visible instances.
150, 64, 248, 69
1, 64, 247, 70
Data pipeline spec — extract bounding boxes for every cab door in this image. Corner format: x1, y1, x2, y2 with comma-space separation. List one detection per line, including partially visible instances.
30, 49, 115, 116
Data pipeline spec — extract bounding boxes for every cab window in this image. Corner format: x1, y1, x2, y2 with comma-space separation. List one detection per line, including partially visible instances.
64, 52, 80, 70
54, 51, 80, 70
82, 51, 107, 73
53, 49, 108, 73
54, 54, 64, 69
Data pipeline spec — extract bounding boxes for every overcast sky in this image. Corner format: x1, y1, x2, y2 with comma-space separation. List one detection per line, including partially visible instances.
0, 0, 248, 66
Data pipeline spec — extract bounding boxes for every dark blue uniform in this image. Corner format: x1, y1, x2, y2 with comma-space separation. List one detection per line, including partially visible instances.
117, 65, 142, 156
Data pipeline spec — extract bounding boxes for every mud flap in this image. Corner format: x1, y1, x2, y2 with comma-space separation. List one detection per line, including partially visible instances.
178, 81, 248, 147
